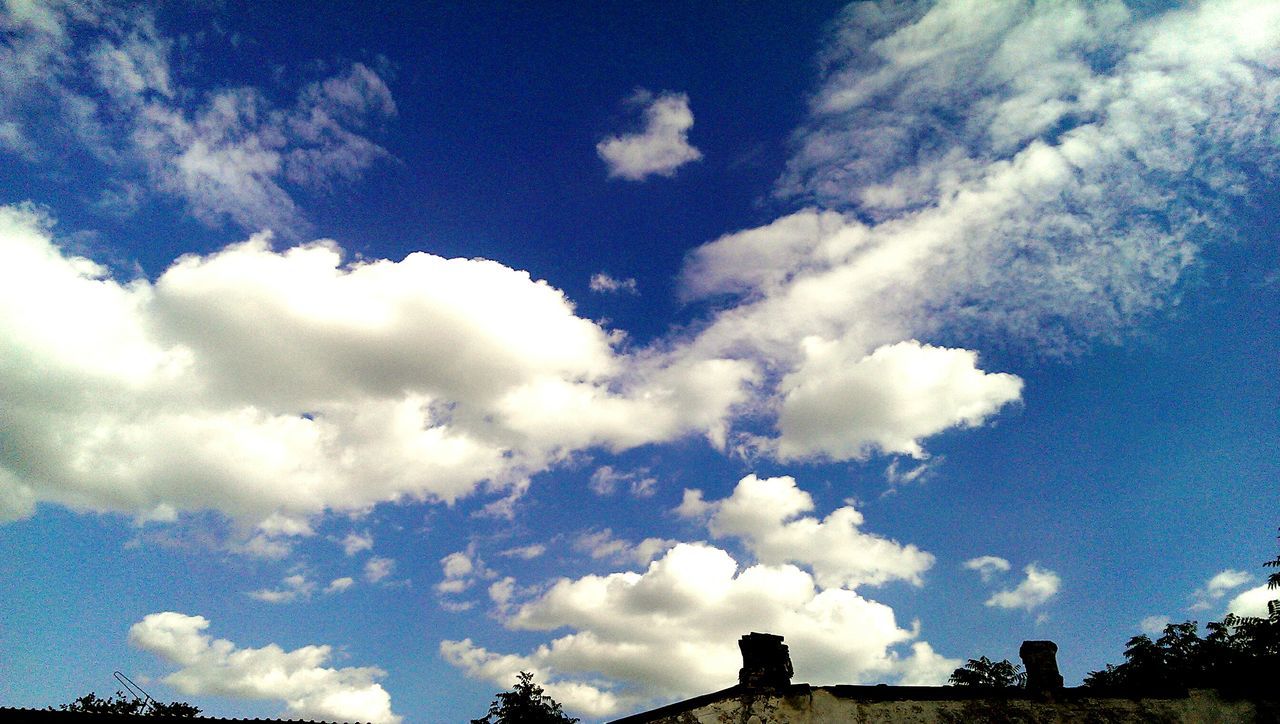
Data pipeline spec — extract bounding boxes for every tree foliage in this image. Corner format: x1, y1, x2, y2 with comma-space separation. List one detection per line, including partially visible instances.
1084, 528, 1280, 694
948, 656, 1026, 688
51, 691, 200, 717
471, 671, 579, 724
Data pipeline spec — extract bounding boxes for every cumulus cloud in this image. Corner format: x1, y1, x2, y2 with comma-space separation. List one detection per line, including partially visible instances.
1225, 584, 1278, 619
984, 564, 1061, 611
129, 612, 400, 724
597, 90, 702, 181
964, 555, 1012, 583
682, 474, 934, 588
0, 3, 395, 232
0, 206, 749, 526
772, 339, 1022, 461
443, 475, 955, 717
443, 543, 955, 718
589, 273, 638, 295
1190, 568, 1253, 611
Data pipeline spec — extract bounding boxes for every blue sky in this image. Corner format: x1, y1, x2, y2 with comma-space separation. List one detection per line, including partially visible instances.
1, 1, 1278, 721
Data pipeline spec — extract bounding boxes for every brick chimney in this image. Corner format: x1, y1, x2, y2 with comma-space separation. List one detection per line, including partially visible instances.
1019, 640, 1064, 694
738, 632, 793, 689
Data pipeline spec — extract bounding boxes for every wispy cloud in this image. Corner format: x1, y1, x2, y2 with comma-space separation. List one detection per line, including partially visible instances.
0, 4, 395, 233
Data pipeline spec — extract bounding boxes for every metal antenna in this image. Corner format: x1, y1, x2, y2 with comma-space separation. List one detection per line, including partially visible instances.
113, 671, 155, 708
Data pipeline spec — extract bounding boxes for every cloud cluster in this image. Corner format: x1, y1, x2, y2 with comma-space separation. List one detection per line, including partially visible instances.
667, 0, 1280, 458
443, 475, 956, 718
0, 206, 751, 525
129, 612, 400, 724
0, 2, 394, 232
1190, 568, 1253, 611
597, 90, 702, 181
683, 475, 934, 588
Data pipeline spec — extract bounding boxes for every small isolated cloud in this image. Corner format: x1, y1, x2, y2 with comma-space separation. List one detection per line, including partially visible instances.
589, 273, 638, 295
436, 546, 496, 599
247, 574, 315, 604
588, 465, 657, 497
985, 564, 1061, 611
884, 457, 941, 493
364, 556, 395, 584
129, 612, 399, 723
597, 90, 702, 181
963, 556, 1012, 583
1140, 615, 1171, 635
1225, 584, 1278, 618
1190, 569, 1252, 611
341, 532, 373, 556
500, 544, 546, 560
325, 577, 354, 594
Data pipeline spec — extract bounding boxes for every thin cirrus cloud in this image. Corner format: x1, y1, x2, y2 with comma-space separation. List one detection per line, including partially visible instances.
129, 612, 400, 724
0, 3, 394, 233
596, 90, 702, 181
442, 475, 957, 718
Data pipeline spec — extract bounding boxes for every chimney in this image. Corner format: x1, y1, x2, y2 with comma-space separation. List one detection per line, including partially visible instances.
738, 632, 793, 689
1019, 640, 1064, 694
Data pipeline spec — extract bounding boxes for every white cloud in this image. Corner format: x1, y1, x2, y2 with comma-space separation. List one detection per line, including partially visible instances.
247, 573, 315, 604
443, 475, 956, 718
325, 577, 354, 594
1225, 584, 1278, 619
364, 556, 395, 584
341, 531, 374, 556
575, 529, 676, 567
589, 273, 638, 295
772, 339, 1022, 461
984, 564, 1061, 611
0, 207, 747, 527
597, 90, 702, 181
1191, 568, 1254, 610
1140, 615, 1171, 635
443, 543, 955, 718
683, 474, 934, 588
0, 4, 396, 232
964, 555, 1012, 583
588, 465, 658, 497
666, 0, 1280, 463
129, 612, 400, 724
884, 457, 940, 493
500, 544, 546, 560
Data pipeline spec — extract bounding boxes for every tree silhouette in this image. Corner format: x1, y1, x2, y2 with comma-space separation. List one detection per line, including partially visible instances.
1084, 527, 1280, 693
947, 656, 1026, 688
471, 671, 579, 724
51, 691, 200, 717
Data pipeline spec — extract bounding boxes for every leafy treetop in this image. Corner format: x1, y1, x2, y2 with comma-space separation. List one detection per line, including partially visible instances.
948, 656, 1027, 688
51, 691, 201, 717
472, 671, 579, 724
